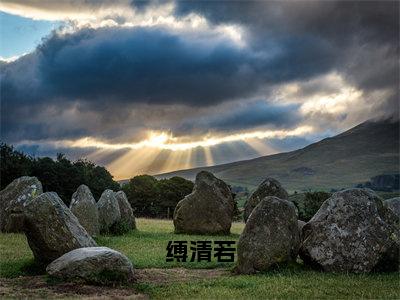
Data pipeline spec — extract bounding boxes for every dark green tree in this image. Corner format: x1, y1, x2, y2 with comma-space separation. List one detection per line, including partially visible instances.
301, 191, 331, 221
73, 159, 120, 200
1, 143, 119, 206
156, 176, 194, 218
123, 175, 160, 217
0, 143, 33, 189
123, 175, 194, 218
31, 154, 83, 205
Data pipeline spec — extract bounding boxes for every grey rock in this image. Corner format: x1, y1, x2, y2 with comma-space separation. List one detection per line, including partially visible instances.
70, 185, 100, 237
385, 197, 400, 218
300, 188, 399, 273
46, 247, 134, 283
244, 178, 289, 222
114, 191, 136, 231
97, 190, 121, 234
235, 196, 300, 274
173, 171, 235, 235
298, 220, 306, 241
23, 192, 97, 264
0, 176, 43, 232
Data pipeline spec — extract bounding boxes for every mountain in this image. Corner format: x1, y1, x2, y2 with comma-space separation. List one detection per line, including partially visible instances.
155, 119, 399, 192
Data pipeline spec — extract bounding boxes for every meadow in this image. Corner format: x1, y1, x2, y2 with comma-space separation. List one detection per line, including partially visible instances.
0, 218, 399, 299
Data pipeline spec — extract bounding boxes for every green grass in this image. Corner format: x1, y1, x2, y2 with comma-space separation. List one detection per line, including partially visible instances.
1, 218, 399, 299
0, 218, 244, 277
96, 218, 244, 269
0, 233, 38, 277
235, 195, 247, 208
137, 268, 400, 299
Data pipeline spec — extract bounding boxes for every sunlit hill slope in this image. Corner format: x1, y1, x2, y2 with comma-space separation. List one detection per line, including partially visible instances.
155, 119, 399, 192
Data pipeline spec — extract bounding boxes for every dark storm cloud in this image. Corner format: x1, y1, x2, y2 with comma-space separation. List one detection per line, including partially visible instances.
207, 102, 301, 131
175, 1, 398, 45
1, 24, 335, 142
175, 0, 399, 112
2, 25, 335, 107
1, 0, 398, 145
35, 27, 250, 105
177, 102, 302, 134
16, 143, 129, 166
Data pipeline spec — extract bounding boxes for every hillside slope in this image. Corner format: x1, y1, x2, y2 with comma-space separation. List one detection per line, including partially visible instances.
156, 119, 399, 192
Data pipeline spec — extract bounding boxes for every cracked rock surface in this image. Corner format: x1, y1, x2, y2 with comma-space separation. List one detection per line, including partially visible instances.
300, 188, 399, 273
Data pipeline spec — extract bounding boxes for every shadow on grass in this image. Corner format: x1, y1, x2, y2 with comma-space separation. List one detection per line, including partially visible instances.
0, 258, 46, 278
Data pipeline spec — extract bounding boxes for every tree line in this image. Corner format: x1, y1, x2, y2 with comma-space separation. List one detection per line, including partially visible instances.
122, 175, 194, 218
1, 143, 120, 205
0, 143, 194, 218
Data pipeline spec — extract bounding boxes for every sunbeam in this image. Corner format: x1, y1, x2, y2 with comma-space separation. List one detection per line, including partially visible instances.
203, 146, 214, 166
19, 126, 314, 153
244, 138, 277, 156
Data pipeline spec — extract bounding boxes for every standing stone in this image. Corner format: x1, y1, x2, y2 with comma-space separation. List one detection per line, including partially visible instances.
298, 220, 306, 241
173, 171, 235, 235
47, 247, 134, 283
385, 197, 400, 218
114, 191, 136, 231
23, 192, 97, 264
235, 196, 300, 274
70, 185, 100, 237
0, 176, 43, 232
97, 189, 121, 234
244, 178, 289, 222
300, 189, 399, 273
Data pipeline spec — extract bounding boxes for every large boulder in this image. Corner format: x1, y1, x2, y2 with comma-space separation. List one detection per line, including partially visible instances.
244, 178, 288, 222
300, 189, 399, 273
114, 191, 136, 231
385, 197, 400, 218
23, 192, 97, 264
235, 196, 300, 274
0, 176, 43, 232
173, 171, 235, 235
70, 185, 100, 237
47, 247, 134, 283
97, 190, 121, 234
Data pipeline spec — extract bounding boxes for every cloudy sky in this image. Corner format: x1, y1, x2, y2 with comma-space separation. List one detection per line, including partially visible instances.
1, 0, 398, 180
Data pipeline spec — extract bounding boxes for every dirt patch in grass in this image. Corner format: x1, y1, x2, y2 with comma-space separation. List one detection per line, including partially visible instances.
0, 276, 146, 299
0, 268, 229, 299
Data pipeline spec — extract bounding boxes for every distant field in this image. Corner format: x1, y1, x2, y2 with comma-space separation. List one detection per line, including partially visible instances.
0, 218, 399, 299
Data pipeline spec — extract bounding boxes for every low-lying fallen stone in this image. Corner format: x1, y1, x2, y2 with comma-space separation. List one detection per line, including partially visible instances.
0, 176, 42, 232
23, 192, 97, 264
243, 178, 288, 222
97, 190, 121, 234
174, 171, 235, 235
235, 196, 300, 274
300, 188, 399, 273
46, 247, 134, 283
114, 191, 136, 232
70, 185, 100, 237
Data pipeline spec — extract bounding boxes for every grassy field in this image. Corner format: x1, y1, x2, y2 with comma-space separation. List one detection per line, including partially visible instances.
0, 218, 399, 299
96, 218, 243, 269
136, 269, 400, 299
